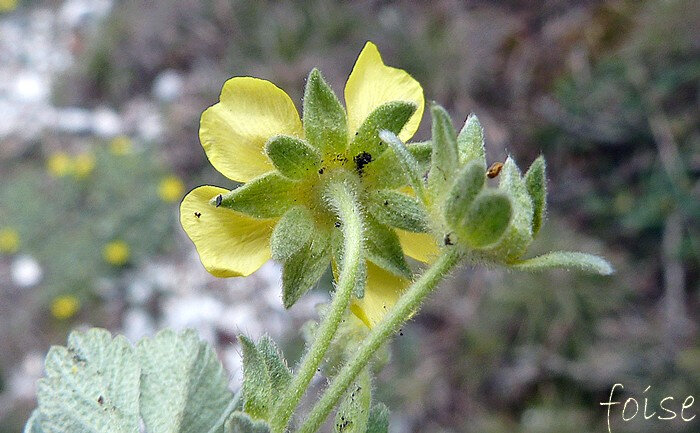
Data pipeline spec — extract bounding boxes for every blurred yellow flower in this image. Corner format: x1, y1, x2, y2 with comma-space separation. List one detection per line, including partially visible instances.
158, 175, 185, 202
46, 152, 73, 177
110, 135, 133, 155
103, 240, 130, 266
0, 227, 20, 254
51, 295, 81, 320
73, 152, 96, 178
0, 0, 17, 13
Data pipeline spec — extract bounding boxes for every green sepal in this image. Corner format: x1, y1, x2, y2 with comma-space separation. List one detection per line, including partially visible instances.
331, 229, 367, 298
509, 251, 613, 275
303, 68, 347, 154
485, 157, 533, 260
456, 191, 511, 248
256, 335, 292, 401
282, 235, 331, 308
216, 173, 298, 219
264, 135, 321, 179
364, 215, 411, 278
365, 403, 390, 433
367, 190, 429, 233
524, 155, 546, 236
362, 141, 431, 190
428, 104, 459, 197
23, 410, 44, 433
333, 368, 372, 433
348, 101, 417, 161
378, 130, 429, 205
457, 113, 486, 169
270, 206, 314, 261
224, 411, 271, 433
239, 335, 273, 421
444, 161, 486, 229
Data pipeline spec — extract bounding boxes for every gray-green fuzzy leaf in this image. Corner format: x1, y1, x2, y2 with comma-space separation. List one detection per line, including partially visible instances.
333, 368, 372, 433
271, 206, 314, 261
524, 156, 546, 236
256, 336, 292, 401
137, 329, 234, 433
264, 135, 321, 179
456, 191, 511, 248
365, 403, 390, 433
362, 141, 431, 190
303, 69, 347, 154
367, 190, 429, 233
239, 336, 272, 421
364, 215, 411, 278
509, 251, 613, 275
444, 161, 486, 229
428, 104, 459, 198
36, 328, 140, 433
216, 173, 299, 218
349, 101, 416, 160
23, 410, 45, 433
224, 412, 271, 433
457, 114, 486, 168
486, 158, 534, 260
282, 235, 331, 308
378, 131, 428, 205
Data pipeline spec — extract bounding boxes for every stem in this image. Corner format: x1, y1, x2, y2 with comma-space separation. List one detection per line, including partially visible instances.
297, 249, 462, 433
269, 181, 363, 433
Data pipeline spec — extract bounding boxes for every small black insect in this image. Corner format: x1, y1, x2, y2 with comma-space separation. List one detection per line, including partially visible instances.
334, 221, 341, 228
318, 167, 325, 174
194, 212, 201, 218
383, 200, 389, 206
215, 194, 223, 207
97, 395, 104, 405
353, 151, 372, 175
444, 233, 454, 246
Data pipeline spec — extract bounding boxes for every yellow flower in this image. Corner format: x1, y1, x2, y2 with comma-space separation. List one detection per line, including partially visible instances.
51, 295, 81, 320
73, 152, 96, 178
181, 42, 437, 327
0, 227, 20, 254
158, 175, 185, 202
109, 135, 133, 155
46, 152, 73, 177
0, 0, 17, 13
103, 240, 130, 266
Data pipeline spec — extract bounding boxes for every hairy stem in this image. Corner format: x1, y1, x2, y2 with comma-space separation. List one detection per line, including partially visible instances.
269, 181, 363, 433
297, 249, 462, 433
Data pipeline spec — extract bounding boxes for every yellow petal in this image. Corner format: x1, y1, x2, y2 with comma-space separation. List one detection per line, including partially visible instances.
180, 186, 276, 277
200, 77, 303, 182
397, 230, 439, 264
345, 42, 424, 142
350, 262, 409, 328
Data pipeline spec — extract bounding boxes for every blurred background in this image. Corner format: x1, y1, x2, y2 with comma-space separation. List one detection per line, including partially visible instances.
0, 0, 698, 432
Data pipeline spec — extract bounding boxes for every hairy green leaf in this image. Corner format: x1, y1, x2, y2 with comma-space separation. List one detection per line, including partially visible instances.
224, 412, 271, 433
216, 172, 299, 218
379, 131, 428, 205
137, 329, 234, 433
510, 251, 613, 275
36, 328, 140, 433
239, 336, 272, 421
457, 113, 486, 168
264, 135, 321, 179
364, 215, 411, 278
524, 155, 547, 236
349, 101, 417, 160
23, 410, 45, 433
457, 191, 511, 248
333, 368, 372, 433
271, 206, 314, 261
444, 161, 486, 229
365, 403, 390, 433
303, 68, 347, 154
361, 141, 431, 190
428, 104, 459, 198
256, 336, 292, 402
367, 190, 429, 232
282, 235, 331, 308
